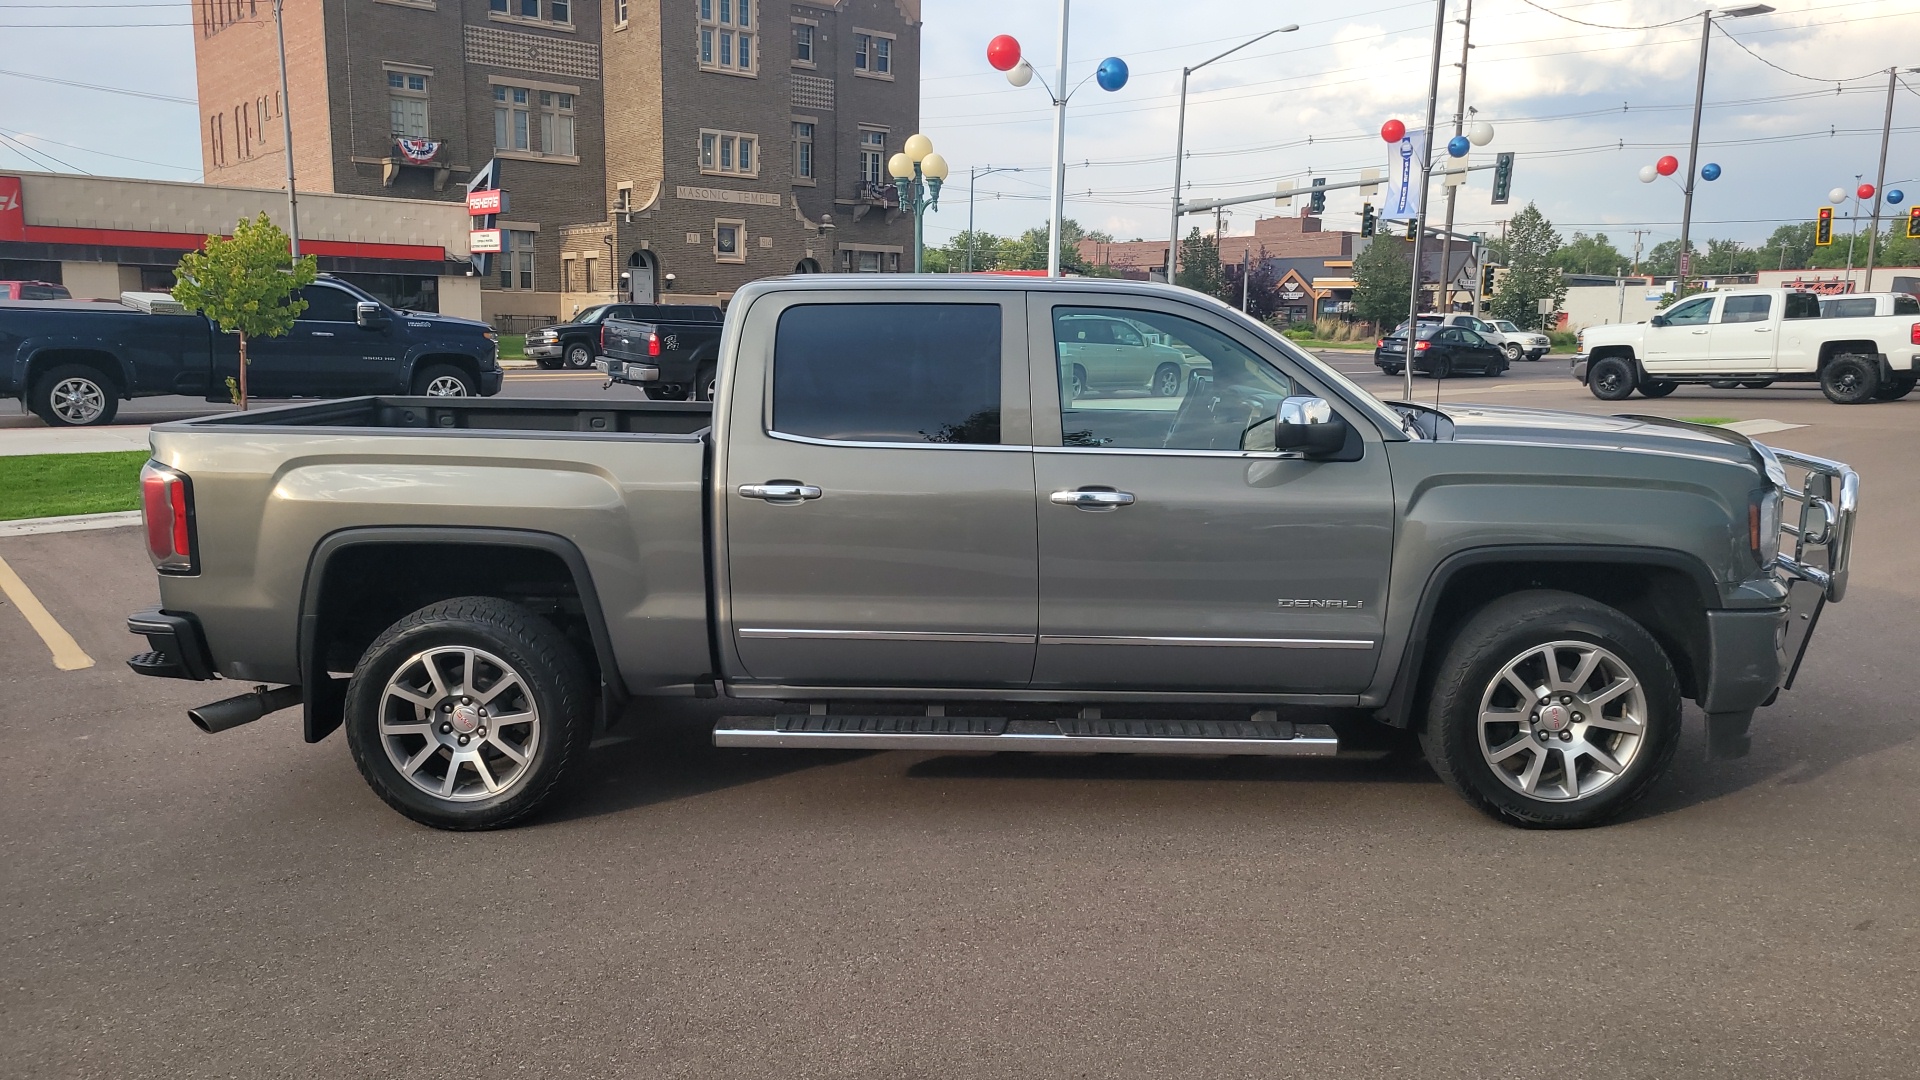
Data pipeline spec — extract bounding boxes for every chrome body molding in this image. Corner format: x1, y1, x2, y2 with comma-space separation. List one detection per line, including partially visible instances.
765, 430, 1030, 452
1040, 634, 1375, 650
738, 628, 1037, 645
714, 722, 1341, 758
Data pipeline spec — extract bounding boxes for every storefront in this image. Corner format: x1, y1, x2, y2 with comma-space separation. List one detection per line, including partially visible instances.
0, 171, 481, 318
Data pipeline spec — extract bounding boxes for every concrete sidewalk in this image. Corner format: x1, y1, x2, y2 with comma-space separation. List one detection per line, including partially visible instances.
0, 425, 151, 457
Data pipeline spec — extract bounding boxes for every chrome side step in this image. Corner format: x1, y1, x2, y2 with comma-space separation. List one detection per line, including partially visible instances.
713, 714, 1339, 757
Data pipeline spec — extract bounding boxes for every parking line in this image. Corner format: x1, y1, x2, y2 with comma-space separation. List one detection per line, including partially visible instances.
0, 554, 95, 671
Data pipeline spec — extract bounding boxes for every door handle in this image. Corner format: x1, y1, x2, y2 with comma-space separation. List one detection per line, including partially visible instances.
1690, 330, 1708, 335
1050, 489, 1136, 510
739, 482, 822, 502
310, 331, 335, 337
1753, 327, 1773, 333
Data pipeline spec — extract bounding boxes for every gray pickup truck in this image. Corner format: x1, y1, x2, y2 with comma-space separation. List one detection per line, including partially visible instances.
126, 277, 1857, 831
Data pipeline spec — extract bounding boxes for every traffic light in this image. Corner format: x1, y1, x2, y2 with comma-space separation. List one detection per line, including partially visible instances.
1309, 177, 1327, 215
1815, 206, 1834, 246
1490, 152, 1516, 205
1482, 264, 1498, 299
1907, 205, 1920, 240
1406, 217, 1418, 240
1360, 203, 1376, 237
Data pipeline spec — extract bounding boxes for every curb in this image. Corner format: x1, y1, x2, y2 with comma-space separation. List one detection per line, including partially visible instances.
0, 511, 143, 536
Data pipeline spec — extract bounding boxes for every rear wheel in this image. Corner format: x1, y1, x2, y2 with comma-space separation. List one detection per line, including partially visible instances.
30, 364, 120, 426
1152, 363, 1183, 397
1740, 380, 1774, 390
1872, 375, 1915, 401
344, 597, 595, 830
1429, 355, 1453, 379
1820, 354, 1880, 404
414, 364, 475, 397
693, 359, 718, 402
564, 341, 594, 370
1638, 379, 1678, 398
1419, 590, 1683, 828
1588, 357, 1635, 401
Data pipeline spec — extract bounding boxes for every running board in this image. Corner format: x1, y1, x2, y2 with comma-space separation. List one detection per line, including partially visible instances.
713, 714, 1339, 757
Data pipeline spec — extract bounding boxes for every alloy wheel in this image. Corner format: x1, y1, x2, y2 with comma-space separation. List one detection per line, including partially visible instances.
425, 375, 470, 396
50, 378, 106, 424
378, 645, 541, 801
1476, 640, 1647, 802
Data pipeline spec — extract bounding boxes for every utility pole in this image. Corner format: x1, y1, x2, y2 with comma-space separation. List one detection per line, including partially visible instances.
966, 165, 1022, 272
1045, 0, 1069, 277
1846, 172, 1862, 285
1241, 247, 1250, 312
271, 0, 300, 258
1436, 0, 1473, 315
1402, 0, 1449, 403
1863, 67, 1914, 289
1628, 228, 1648, 276
1677, 6, 1772, 285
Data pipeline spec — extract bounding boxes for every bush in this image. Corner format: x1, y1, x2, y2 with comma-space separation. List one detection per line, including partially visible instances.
1550, 330, 1578, 350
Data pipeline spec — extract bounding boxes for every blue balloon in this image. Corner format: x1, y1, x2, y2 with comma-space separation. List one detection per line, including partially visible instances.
1096, 56, 1129, 92
1447, 135, 1470, 158
1889, 189, 1906, 205
1700, 162, 1722, 181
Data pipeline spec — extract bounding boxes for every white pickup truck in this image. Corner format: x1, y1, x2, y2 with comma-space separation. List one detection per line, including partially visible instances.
1573, 288, 1920, 404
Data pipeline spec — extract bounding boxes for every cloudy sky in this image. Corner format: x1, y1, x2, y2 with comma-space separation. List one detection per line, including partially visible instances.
2, 0, 1915, 257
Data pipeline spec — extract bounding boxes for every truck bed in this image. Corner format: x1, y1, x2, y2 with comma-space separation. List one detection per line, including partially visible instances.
163, 395, 713, 437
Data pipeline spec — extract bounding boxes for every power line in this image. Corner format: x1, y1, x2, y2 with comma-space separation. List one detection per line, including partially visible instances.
1512, 0, 1695, 31
0, 129, 89, 174
0, 20, 193, 27
0, 125, 198, 173
1714, 25, 1890, 85
0, 67, 194, 104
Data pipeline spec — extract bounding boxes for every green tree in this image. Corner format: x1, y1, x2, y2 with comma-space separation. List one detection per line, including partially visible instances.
1000, 219, 1096, 274
171, 213, 317, 409
941, 229, 1006, 272
1640, 238, 1695, 277
1488, 203, 1567, 332
1175, 227, 1223, 296
1351, 235, 1412, 329
1552, 231, 1627, 276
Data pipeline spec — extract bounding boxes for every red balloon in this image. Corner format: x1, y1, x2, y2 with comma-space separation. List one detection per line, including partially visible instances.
1656, 155, 1679, 176
1858, 183, 1876, 200
1381, 119, 1407, 144
986, 34, 1022, 72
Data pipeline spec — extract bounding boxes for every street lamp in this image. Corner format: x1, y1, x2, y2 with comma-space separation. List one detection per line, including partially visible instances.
889, 134, 947, 274
1165, 25, 1297, 285
270, 0, 300, 257
967, 165, 1023, 272
1675, 4, 1774, 284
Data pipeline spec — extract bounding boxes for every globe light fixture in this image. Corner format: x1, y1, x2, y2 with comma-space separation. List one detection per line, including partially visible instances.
888, 153, 913, 180
890, 135, 946, 273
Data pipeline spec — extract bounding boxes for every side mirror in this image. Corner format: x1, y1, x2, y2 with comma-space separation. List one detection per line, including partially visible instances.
356, 301, 391, 330
1273, 396, 1347, 458
1649, 314, 1669, 328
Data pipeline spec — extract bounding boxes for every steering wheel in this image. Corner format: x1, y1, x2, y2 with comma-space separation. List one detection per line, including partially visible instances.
1164, 377, 1269, 450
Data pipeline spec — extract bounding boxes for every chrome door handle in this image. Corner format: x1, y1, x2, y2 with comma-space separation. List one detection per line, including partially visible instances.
739, 482, 822, 502
310, 331, 335, 337
1050, 489, 1136, 510
1753, 327, 1773, 332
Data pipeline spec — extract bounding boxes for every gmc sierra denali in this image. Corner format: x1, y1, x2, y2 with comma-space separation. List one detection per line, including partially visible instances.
125, 276, 1857, 831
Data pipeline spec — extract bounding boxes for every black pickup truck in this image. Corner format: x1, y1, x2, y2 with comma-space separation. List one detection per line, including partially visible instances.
524, 302, 721, 371
0, 275, 502, 425
596, 310, 727, 400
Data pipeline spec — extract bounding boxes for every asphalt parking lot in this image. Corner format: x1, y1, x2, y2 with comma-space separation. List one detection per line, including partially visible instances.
3, 358, 1917, 1078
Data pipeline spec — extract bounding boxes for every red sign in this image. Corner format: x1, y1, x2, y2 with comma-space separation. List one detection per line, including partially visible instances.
469, 229, 503, 254
1677, 252, 1691, 275
467, 189, 504, 216
0, 176, 23, 242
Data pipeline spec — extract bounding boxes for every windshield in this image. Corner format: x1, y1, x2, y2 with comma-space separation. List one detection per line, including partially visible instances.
1494, 321, 1520, 333
574, 305, 613, 324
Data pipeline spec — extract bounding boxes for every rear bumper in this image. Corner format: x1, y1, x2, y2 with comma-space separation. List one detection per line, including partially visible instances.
127, 608, 215, 681
598, 358, 660, 383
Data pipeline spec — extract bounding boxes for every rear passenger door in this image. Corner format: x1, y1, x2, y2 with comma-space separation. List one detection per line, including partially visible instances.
720, 291, 1038, 689
1708, 294, 1776, 371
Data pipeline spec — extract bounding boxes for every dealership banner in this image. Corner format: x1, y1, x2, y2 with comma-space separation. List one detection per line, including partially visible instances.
1380, 130, 1427, 222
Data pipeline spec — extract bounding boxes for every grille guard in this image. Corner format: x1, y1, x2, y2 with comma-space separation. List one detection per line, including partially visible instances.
1759, 444, 1859, 603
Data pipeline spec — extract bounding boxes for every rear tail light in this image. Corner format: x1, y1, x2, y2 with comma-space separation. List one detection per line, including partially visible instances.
140, 462, 195, 573
1910, 322, 1919, 345
1414, 340, 1430, 352
647, 332, 661, 357
600, 325, 607, 351
1377, 338, 1386, 348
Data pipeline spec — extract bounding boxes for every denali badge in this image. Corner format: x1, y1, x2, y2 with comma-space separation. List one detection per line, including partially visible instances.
1277, 599, 1365, 609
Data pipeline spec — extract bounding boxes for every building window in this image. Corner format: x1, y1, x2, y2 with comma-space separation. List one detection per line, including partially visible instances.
500, 230, 536, 289
792, 122, 813, 180
583, 256, 597, 291
842, 249, 899, 273
700, 128, 758, 177
490, 0, 569, 24
540, 90, 575, 157
859, 128, 887, 185
854, 30, 894, 77
793, 22, 813, 64
715, 219, 745, 264
388, 71, 429, 137
615, 183, 633, 213
208, 113, 226, 167
698, 0, 754, 74
615, 0, 627, 24
493, 85, 530, 150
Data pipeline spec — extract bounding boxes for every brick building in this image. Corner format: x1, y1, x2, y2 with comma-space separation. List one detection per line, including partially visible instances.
192, 0, 918, 321
1078, 210, 1357, 282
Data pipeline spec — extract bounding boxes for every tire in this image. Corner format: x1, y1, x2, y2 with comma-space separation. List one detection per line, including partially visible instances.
1820, 354, 1881, 404
344, 597, 595, 830
1638, 379, 1678, 398
30, 364, 120, 427
1069, 364, 1088, 400
564, 341, 595, 370
536, 357, 562, 370
1588, 357, 1635, 401
1428, 355, 1453, 379
1502, 342, 1522, 362
1152, 363, 1183, 397
1708, 379, 1741, 389
692, 359, 718, 403
1488, 356, 1508, 377
1874, 375, 1916, 401
414, 364, 476, 397
1739, 380, 1774, 390
1418, 589, 1683, 829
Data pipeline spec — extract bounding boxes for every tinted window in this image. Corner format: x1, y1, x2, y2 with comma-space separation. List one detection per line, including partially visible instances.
1721, 295, 1772, 323
20, 284, 69, 300
1052, 306, 1293, 452
1784, 293, 1822, 320
1897, 295, 1920, 315
1457, 329, 1485, 346
772, 303, 1001, 444
1820, 297, 1875, 318
1664, 296, 1714, 325
575, 305, 613, 324
297, 285, 361, 322
632, 304, 722, 323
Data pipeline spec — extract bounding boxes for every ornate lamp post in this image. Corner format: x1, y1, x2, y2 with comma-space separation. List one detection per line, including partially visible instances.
888, 133, 948, 274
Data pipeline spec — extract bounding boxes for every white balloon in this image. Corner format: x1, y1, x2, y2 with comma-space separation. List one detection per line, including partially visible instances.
1639, 165, 1659, 184
1829, 187, 1847, 202
1468, 121, 1494, 147
1007, 58, 1033, 87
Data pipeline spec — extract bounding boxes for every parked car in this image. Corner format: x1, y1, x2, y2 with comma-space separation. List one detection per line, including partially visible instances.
1574, 288, 1920, 403
1054, 311, 1201, 398
0, 275, 501, 425
0, 280, 70, 301
525, 302, 722, 370
1392, 313, 1521, 361
1375, 323, 1509, 378
597, 310, 728, 400
127, 275, 1854, 832
1491, 319, 1552, 360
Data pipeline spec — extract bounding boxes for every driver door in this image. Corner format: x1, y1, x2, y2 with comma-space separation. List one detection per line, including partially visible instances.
1642, 293, 1716, 373
1028, 296, 1396, 695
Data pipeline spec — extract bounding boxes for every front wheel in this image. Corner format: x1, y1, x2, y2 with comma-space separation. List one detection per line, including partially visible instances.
1588, 358, 1635, 401
415, 364, 476, 397
1068, 364, 1088, 400
1502, 343, 1522, 362
344, 597, 595, 830
1419, 590, 1683, 828
564, 341, 595, 370
1152, 363, 1183, 397
31, 364, 120, 426
1821, 354, 1881, 404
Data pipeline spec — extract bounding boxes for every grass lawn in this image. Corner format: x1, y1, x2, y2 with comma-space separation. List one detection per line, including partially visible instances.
498, 333, 526, 360
0, 450, 150, 521
1679, 417, 1737, 426
1288, 339, 1375, 351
